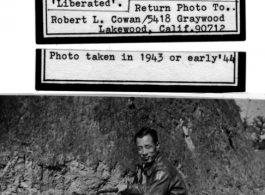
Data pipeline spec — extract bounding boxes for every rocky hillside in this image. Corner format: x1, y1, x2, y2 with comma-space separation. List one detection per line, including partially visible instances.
0, 96, 264, 195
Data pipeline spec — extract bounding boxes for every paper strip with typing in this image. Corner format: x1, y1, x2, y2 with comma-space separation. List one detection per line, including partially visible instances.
36, 49, 245, 91
37, 0, 244, 42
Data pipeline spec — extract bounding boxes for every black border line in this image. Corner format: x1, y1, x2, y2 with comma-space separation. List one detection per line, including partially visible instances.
234, 51, 236, 83
35, 0, 246, 44
35, 49, 246, 92
44, 49, 46, 81
236, 0, 238, 32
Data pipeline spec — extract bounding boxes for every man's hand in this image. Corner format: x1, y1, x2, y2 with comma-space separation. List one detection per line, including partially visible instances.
117, 183, 127, 193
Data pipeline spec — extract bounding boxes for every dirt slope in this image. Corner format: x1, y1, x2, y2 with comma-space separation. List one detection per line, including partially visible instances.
0, 96, 264, 195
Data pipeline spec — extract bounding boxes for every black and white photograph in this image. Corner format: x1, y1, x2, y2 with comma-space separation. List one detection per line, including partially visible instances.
1, 0, 265, 195
1, 96, 265, 195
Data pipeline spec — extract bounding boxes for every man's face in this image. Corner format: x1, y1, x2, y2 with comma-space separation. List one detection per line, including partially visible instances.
136, 134, 159, 164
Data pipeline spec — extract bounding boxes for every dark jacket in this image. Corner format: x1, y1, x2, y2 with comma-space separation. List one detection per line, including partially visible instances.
127, 154, 188, 195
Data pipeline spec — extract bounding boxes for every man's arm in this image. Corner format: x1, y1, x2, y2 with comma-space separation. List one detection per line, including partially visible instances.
126, 182, 145, 195
127, 170, 188, 195
126, 171, 171, 195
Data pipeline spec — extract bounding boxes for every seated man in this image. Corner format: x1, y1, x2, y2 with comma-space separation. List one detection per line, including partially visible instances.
118, 127, 188, 195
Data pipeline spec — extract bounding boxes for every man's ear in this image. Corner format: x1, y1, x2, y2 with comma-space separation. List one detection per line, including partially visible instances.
156, 142, 160, 150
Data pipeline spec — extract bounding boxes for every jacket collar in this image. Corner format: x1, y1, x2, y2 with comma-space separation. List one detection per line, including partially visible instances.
143, 152, 161, 176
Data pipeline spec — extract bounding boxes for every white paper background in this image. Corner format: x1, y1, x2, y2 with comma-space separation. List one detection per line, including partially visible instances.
0, 0, 264, 100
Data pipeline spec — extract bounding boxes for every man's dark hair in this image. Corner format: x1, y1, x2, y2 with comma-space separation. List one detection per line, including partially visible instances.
134, 127, 158, 144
